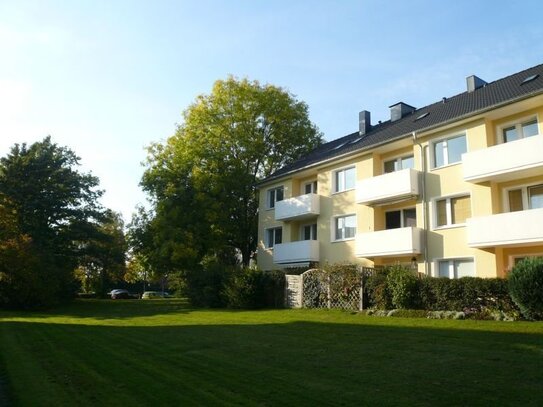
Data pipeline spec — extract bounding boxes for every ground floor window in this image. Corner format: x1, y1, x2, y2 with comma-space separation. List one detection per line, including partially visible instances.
437, 258, 474, 278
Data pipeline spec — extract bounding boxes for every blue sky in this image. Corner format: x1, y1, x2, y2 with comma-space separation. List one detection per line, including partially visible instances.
1, 0, 542, 221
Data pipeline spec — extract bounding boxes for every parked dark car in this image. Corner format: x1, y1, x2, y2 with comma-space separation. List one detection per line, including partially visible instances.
109, 289, 138, 299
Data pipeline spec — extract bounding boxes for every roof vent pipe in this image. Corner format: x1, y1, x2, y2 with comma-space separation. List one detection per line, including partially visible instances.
466, 75, 487, 92
389, 102, 416, 122
359, 110, 371, 136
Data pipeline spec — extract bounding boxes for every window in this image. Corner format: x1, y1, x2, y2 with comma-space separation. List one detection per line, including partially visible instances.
384, 155, 415, 174
302, 223, 317, 240
438, 259, 474, 278
265, 227, 282, 248
507, 183, 543, 212
385, 208, 417, 229
334, 215, 356, 241
432, 134, 467, 168
267, 186, 284, 209
304, 181, 318, 194
501, 118, 539, 143
435, 195, 471, 228
334, 167, 355, 193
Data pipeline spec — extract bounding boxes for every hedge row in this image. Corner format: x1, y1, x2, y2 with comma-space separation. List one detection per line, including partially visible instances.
182, 260, 285, 309
366, 265, 518, 315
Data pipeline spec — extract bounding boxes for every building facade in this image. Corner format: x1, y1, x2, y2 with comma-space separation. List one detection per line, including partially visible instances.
257, 64, 543, 278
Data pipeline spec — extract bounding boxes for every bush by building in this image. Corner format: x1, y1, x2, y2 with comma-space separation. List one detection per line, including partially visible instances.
508, 257, 543, 320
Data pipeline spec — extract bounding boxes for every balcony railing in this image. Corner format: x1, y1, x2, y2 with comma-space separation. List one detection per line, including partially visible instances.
275, 193, 320, 221
463, 136, 543, 183
356, 168, 420, 205
355, 227, 422, 258
467, 208, 543, 248
273, 240, 320, 264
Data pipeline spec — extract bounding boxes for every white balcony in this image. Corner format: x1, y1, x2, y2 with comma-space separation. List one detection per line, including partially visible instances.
467, 208, 543, 248
355, 227, 422, 258
356, 168, 420, 205
463, 136, 543, 183
275, 193, 320, 221
273, 240, 320, 264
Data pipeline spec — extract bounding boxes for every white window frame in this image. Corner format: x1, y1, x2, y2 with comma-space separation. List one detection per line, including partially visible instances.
432, 193, 472, 230
302, 180, 318, 195
384, 207, 417, 229
434, 257, 475, 279
503, 182, 543, 212
300, 223, 318, 241
430, 131, 467, 169
265, 227, 282, 248
332, 166, 356, 194
497, 114, 540, 144
508, 253, 543, 270
331, 214, 357, 242
266, 186, 284, 209
383, 154, 415, 174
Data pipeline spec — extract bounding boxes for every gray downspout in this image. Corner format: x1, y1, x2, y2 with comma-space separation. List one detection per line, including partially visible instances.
413, 132, 429, 276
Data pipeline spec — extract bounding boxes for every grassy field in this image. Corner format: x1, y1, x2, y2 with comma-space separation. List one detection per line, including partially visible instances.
1, 300, 542, 406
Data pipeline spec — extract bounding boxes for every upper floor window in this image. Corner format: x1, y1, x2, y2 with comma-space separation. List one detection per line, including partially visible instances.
438, 258, 474, 278
432, 134, 466, 168
385, 208, 416, 229
334, 167, 355, 193
302, 223, 318, 240
265, 227, 282, 248
435, 195, 471, 228
507, 183, 543, 212
304, 181, 318, 194
384, 155, 414, 174
267, 186, 284, 209
502, 118, 539, 143
334, 214, 356, 241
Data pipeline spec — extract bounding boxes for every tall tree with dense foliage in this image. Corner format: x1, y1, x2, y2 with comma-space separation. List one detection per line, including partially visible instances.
137, 77, 322, 271
0, 137, 106, 308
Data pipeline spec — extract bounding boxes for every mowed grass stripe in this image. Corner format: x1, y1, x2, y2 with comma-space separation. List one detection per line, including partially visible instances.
1, 300, 543, 406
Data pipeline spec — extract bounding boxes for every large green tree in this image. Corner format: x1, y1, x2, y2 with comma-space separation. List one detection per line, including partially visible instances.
0, 137, 107, 308
137, 77, 322, 270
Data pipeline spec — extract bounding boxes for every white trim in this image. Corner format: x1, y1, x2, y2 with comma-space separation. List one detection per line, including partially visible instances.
433, 257, 476, 278
266, 185, 284, 210
331, 213, 357, 242
302, 180, 318, 195
503, 181, 543, 212
331, 165, 356, 194
300, 222, 318, 241
430, 131, 467, 170
432, 192, 472, 230
508, 253, 543, 270
383, 154, 415, 174
384, 206, 417, 229
264, 226, 283, 248
496, 113, 540, 144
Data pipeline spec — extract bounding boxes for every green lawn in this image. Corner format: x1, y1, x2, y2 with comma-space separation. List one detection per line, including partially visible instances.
1, 300, 542, 406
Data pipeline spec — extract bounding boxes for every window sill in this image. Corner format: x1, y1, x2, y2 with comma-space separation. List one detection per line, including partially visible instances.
331, 188, 355, 196
433, 223, 466, 231
332, 238, 356, 243
430, 161, 462, 171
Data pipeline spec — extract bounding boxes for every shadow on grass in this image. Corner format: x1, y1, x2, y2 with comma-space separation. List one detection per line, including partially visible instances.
1, 316, 542, 406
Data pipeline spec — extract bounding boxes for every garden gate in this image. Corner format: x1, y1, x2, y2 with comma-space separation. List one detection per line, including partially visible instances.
285, 267, 375, 311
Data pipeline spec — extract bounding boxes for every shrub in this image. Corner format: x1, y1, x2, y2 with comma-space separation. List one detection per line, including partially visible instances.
223, 268, 285, 309
365, 268, 392, 310
508, 257, 543, 320
183, 259, 231, 307
386, 265, 419, 309
419, 277, 516, 313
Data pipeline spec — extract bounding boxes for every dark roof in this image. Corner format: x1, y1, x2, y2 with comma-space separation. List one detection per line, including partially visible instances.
262, 63, 543, 184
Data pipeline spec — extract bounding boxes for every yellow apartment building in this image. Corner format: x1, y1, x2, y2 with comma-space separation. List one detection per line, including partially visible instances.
257, 64, 543, 278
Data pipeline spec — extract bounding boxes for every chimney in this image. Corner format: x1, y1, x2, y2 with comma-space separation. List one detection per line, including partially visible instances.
389, 102, 416, 122
359, 110, 371, 136
466, 75, 487, 92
